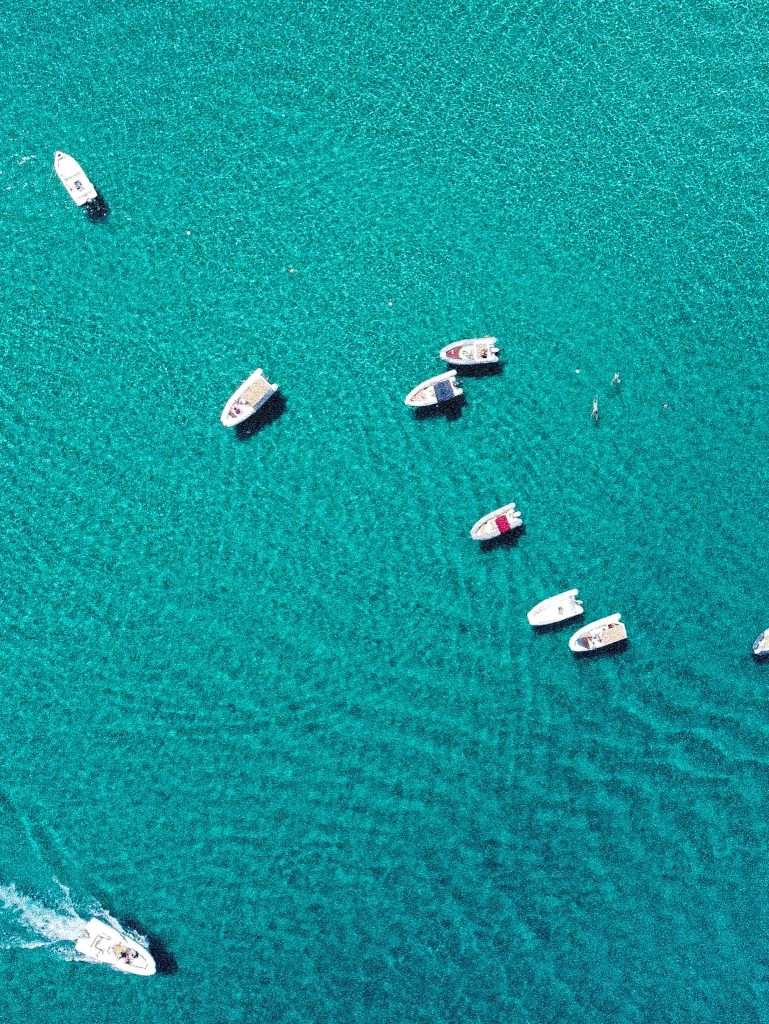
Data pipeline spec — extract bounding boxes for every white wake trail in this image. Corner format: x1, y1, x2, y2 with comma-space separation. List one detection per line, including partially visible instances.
0, 882, 88, 952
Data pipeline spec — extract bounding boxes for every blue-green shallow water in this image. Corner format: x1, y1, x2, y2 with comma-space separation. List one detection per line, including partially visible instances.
2, 1, 769, 1020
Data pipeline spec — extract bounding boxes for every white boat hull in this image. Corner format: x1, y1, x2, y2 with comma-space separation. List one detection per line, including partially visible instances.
439, 337, 499, 366
753, 629, 769, 657
527, 589, 583, 626
221, 368, 279, 426
404, 370, 463, 408
470, 503, 521, 541
568, 614, 626, 653
54, 151, 96, 205
75, 918, 156, 976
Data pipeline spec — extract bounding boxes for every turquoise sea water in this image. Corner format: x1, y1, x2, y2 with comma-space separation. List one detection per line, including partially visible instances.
3, 1, 769, 1021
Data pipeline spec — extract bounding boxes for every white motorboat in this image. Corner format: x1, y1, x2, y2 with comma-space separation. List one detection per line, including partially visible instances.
220, 368, 279, 427
439, 336, 499, 366
591, 396, 599, 423
404, 370, 463, 408
53, 151, 107, 218
753, 629, 769, 658
75, 917, 156, 976
469, 502, 522, 541
527, 589, 583, 627
568, 613, 627, 653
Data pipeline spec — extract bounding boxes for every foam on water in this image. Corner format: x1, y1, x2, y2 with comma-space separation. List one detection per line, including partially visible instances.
0, 881, 146, 964
0, 882, 86, 952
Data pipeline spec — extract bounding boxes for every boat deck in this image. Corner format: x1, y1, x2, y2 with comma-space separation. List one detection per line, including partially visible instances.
588, 622, 627, 647
241, 377, 273, 405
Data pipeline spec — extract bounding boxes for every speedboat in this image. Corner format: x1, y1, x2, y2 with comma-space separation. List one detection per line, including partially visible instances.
220, 368, 279, 427
53, 151, 108, 219
753, 629, 769, 658
591, 397, 599, 423
527, 589, 583, 627
75, 917, 156, 976
469, 503, 522, 541
404, 370, 463, 408
568, 613, 626, 653
439, 337, 499, 366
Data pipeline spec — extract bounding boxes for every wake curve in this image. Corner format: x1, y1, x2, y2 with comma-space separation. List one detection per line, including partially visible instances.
0, 880, 146, 959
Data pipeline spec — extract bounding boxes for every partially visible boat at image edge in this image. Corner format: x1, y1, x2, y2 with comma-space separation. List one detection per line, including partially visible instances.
753, 628, 769, 658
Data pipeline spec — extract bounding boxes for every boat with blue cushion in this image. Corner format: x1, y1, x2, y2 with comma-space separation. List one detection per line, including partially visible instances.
404, 370, 463, 408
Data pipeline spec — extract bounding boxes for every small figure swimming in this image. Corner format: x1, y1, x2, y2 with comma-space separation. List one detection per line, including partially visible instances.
591, 396, 599, 424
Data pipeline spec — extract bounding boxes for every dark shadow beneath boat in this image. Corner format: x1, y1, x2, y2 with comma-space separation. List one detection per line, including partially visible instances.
236, 392, 287, 440
414, 395, 465, 421
85, 193, 109, 220
122, 917, 178, 975
572, 638, 629, 659
455, 362, 503, 379
479, 525, 525, 552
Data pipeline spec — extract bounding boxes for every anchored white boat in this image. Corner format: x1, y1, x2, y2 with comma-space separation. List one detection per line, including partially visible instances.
75, 917, 156, 976
753, 629, 769, 658
404, 370, 463, 408
439, 336, 499, 366
469, 502, 522, 541
53, 151, 107, 218
527, 589, 583, 627
568, 613, 627, 653
220, 368, 279, 427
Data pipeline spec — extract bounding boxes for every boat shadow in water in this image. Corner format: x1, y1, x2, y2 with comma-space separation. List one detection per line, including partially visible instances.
122, 917, 178, 975
414, 396, 465, 422
456, 362, 503, 379
236, 392, 287, 440
85, 194, 109, 220
572, 638, 629, 659
479, 525, 525, 552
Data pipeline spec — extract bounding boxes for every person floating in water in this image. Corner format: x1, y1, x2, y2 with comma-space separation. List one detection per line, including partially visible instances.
591, 396, 599, 423
611, 372, 621, 386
